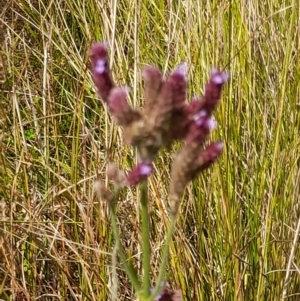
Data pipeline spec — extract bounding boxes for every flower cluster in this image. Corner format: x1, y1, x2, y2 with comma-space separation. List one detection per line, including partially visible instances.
90, 42, 228, 215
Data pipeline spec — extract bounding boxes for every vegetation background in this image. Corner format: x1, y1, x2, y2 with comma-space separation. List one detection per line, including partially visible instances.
0, 0, 300, 300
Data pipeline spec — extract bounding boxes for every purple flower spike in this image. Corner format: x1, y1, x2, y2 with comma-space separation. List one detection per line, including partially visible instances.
191, 140, 224, 176
168, 63, 188, 110
90, 43, 114, 103
174, 62, 188, 79
151, 63, 188, 143
108, 87, 141, 126
143, 66, 164, 116
125, 162, 153, 186
189, 68, 229, 116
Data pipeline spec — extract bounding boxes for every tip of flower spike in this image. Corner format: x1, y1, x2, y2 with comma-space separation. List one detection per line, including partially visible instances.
211, 68, 230, 84
140, 163, 153, 175
206, 116, 217, 130
89, 42, 115, 102
174, 62, 188, 78
90, 42, 108, 56
141, 66, 153, 79
90, 43, 110, 74
142, 66, 163, 82
95, 59, 106, 74
216, 140, 224, 150
109, 86, 130, 98
107, 87, 141, 126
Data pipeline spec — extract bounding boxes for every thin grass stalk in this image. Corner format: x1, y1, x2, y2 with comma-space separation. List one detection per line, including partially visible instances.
140, 180, 151, 297
109, 198, 142, 294
149, 215, 177, 301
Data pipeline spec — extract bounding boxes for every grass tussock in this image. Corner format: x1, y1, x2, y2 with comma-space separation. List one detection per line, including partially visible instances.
0, 0, 300, 300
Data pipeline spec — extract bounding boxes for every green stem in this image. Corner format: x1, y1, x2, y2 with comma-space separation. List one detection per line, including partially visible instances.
140, 180, 150, 297
110, 201, 142, 294
148, 215, 177, 300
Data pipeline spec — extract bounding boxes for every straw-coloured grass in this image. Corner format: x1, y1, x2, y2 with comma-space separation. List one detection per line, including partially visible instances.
0, 1, 299, 300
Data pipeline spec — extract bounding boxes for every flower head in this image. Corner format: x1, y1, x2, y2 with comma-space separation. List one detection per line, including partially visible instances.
89, 42, 229, 215
125, 162, 154, 186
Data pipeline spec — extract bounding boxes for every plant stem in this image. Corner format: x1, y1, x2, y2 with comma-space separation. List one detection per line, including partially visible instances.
140, 180, 151, 297
110, 201, 142, 294
148, 215, 177, 300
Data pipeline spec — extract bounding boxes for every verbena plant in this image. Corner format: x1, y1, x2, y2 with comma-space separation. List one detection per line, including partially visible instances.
90, 42, 228, 301
1, 1, 300, 300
